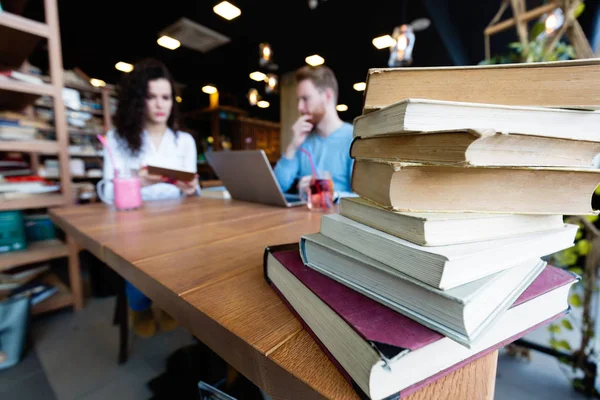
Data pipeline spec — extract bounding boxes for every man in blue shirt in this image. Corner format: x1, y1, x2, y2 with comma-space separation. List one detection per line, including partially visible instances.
274, 65, 356, 200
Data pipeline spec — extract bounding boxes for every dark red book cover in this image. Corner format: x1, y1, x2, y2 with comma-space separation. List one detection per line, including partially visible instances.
263, 244, 576, 399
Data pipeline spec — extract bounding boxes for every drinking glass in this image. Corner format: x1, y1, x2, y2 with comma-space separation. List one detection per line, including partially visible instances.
300, 171, 334, 211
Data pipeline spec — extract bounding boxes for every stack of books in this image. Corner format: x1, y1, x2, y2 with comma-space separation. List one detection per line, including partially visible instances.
264, 60, 600, 400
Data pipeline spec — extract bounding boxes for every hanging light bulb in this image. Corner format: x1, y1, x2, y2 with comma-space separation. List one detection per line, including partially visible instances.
532, 8, 565, 42
545, 8, 564, 35
265, 73, 278, 94
247, 88, 259, 106
388, 24, 415, 67
259, 43, 272, 67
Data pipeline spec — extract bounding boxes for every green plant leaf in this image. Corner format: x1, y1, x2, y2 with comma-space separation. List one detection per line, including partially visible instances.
584, 215, 598, 222
558, 340, 572, 351
576, 240, 590, 256
576, 230, 583, 240
548, 323, 561, 333
574, 2, 585, 18
550, 338, 560, 350
530, 21, 546, 40
569, 293, 583, 307
558, 356, 571, 365
568, 266, 583, 276
509, 42, 523, 50
562, 319, 574, 330
552, 247, 579, 266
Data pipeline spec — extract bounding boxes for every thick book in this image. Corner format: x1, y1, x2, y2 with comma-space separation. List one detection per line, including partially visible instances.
300, 233, 546, 347
339, 197, 564, 246
319, 214, 576, 290
353, 99, 600, 143
350, 128, 600, 168
352, 159, 600, 214
361, 59, 600, 112
264, 245, 577, 400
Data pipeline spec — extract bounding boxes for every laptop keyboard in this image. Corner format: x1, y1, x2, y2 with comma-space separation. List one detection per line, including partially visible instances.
284, 193, 302, 202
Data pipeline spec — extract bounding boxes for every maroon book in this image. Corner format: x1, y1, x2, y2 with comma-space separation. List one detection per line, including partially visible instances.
264, 243, 577, 400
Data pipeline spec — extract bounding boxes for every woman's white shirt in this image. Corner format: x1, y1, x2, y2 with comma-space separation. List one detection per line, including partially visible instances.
102, 128, 198, 201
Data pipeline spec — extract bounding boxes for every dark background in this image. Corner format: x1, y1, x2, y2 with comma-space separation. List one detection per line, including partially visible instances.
22, 0, 600, 122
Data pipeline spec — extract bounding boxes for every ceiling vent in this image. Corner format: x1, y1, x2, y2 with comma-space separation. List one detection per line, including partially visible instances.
160, 18, 230, 53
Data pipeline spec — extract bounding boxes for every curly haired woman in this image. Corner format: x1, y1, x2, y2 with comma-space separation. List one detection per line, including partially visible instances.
102, 58, 198, 337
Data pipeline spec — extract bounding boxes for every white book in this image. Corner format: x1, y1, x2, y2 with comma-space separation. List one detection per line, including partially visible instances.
353, 98, 600, 142
300, 233, 546, 347
340, 197, 565, 246
319, 214, 577, 289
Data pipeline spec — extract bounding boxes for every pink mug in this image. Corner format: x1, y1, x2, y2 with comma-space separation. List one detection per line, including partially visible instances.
96, 170, 142, 210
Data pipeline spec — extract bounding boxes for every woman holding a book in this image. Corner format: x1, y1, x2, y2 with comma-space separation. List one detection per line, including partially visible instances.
102, 58, 199, 337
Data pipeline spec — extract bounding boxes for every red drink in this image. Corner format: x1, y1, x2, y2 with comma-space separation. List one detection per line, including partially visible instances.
306, 177, 334, 211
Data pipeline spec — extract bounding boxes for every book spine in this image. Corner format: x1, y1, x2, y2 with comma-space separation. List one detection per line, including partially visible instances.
263, 243, 300, 285
266, 277, 381, 400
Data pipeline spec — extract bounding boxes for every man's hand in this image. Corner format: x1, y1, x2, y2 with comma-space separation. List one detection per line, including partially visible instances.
297, 175, 313, 195
285, 115, 313, 159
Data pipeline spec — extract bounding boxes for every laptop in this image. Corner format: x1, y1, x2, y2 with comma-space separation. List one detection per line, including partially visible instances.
205, 150, 305, 207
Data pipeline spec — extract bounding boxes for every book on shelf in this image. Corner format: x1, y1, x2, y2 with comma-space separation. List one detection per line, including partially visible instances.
350, 128, 600, 168
361, 59, 600, 112
353, 98, 600, 142
339, 197, 565, 246
0, 158, 32, 178
351, 159, 600, 214
0, 125, 38, 141
0, 70, 45, 85
318, 214, 576, 290
300, 233, 547, 347
264, 245, 577, 400
0, 111, 53, 130
0, 264, 50, 291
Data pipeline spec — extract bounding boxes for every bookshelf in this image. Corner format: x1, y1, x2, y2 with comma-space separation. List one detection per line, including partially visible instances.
0, 139, 59, 153
0, 0, 83, 312
0, 239, 67, 272
35, 80, 116, 200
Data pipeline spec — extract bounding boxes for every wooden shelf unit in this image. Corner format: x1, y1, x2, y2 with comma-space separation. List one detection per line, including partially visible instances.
0, 79, 55, 110
0, 78, 55, 97
0, 140, 59, 154
31, 272, 74, 315
0, 0, 83, 314
0, 10, 49, 38
0, 12, 45, 70
0, 239, 68, 272
0, 193, 66, 212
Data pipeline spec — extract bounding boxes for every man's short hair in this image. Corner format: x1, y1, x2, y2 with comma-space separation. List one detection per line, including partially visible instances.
295, 65, 339, 102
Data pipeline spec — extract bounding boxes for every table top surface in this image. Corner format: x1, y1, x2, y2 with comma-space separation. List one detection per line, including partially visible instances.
49, 197, 497, 400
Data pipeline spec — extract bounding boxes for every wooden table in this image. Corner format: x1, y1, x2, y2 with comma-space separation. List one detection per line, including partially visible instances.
49, 197, 498, 399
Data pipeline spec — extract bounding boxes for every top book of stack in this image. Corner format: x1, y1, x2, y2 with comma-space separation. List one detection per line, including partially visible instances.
362, 59, 600, 113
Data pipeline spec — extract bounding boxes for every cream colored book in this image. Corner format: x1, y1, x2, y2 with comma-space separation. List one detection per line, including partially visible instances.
350, 129, 600, 168
319, 213, 577, 289
300, 232, 546, 347
339, 197, 565, 246
353, 98, 600, 142
362, 59, 600, 112
352, 160, 600, 214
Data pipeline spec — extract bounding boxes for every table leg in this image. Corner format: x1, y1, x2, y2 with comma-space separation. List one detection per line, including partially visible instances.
67, 235, 83, 311
115, 277, 129, 364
